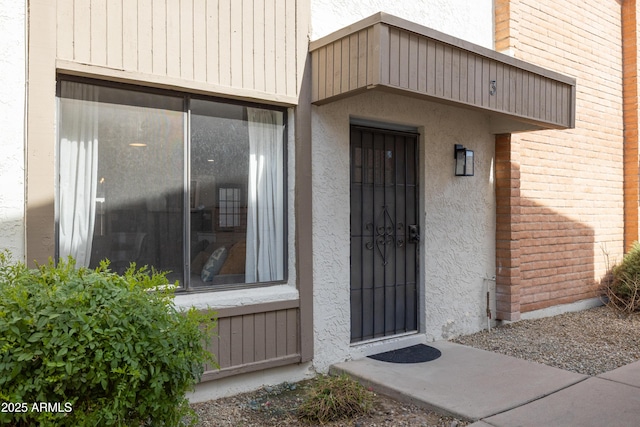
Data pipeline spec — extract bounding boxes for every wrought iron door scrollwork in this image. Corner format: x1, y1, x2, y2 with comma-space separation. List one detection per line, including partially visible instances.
365, 205, 404, 265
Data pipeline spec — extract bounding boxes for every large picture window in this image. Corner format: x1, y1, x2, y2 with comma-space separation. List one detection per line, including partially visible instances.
57, 79, 286, 290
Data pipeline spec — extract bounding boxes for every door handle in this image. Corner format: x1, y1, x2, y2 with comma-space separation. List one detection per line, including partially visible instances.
408, 225, 420, 243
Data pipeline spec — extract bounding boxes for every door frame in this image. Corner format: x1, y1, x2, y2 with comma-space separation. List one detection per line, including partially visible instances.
349, 122, 421, 343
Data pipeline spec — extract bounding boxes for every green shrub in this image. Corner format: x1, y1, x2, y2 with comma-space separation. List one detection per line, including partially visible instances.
297, 374, 374, 424
0, 252, 216, 426
604, 241, 640, 314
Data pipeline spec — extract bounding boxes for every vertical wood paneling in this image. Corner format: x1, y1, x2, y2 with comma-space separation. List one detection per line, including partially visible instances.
242, 314, 254, 364
193, 0, 207, 81
264, 311, 277, 359
275, 310, 287, 357
285, 0, 297, 96
151, 0, 166, 75
137, 0, 153, 74
481, 58, 490, 108
91, 0, 108, 66
230, 316, 243, 366
357, 30, 368, 87
165, 0, 180, 77
332, 40, 341, 96
121, 0, 138, 71
205, 305, 301, 379
341, 38, 350, 95
242, 0, 254, 89
312, 50, 320, 102
205, 0, 219, 84
368, 26, 379, 86
435, 43, 444, 97
349, 34, 359, 91
253, 312, 266, 361
274, 0, 287, 93
399, 30, 409, 89
325, 43, 334, 97
253, 0, 265, 91
417, 38, 427, 93
474, 56, 483, 105
466, 52, 475, 103
459, 50, 468, 102
317, 47, 326, 100
286, 309, 297, 355
443, 45, 452, 99
312, 23, 572, 127
263, 1, 276, 93
180, 0, 194, 80
451, 48, 460, 101
489, 61, 497, 110
217, 317, 231, 368
389, 28, 400, 87
426, 40, 436, 95
106, 0, 123, 69
74, 1, 92, 62
57, 0, 74, 60
408, 34, 418, 91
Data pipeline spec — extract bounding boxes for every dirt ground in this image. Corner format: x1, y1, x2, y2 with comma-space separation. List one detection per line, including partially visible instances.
191, 378, 468, 427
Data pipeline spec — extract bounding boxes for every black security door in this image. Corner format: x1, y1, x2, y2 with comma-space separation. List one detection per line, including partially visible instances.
350, 125, 419, 343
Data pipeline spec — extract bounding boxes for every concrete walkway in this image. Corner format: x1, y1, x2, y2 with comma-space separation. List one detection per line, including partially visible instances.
331, 341, 640, 427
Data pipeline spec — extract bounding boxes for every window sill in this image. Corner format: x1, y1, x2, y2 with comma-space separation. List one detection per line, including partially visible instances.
174, 284, 299, 310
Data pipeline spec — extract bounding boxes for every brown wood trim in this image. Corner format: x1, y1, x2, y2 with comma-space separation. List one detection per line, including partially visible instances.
295, 53, 314, 363
214, 299, 299, 318
310, 12, 576, 85
623, 0, 639, 251
310, 14, 575, 131
201, 354, 302, 382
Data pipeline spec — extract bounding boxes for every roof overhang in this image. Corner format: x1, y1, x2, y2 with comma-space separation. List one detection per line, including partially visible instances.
309, 12, 576, 133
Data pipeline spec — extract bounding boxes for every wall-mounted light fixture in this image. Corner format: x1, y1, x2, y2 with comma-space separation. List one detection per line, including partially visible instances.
454, 144, 474, 176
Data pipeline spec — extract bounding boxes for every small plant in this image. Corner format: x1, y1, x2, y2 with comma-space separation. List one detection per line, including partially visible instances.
0, 252, 216, 426
602, 241, 640, 315
297, 374, 374, 424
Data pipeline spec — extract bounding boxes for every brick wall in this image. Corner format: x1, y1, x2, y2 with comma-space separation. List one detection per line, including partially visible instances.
495, 0, 625, 314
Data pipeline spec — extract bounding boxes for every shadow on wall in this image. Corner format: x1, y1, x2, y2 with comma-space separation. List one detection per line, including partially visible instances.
517, 198, 597, 313
25, 199, 55, 267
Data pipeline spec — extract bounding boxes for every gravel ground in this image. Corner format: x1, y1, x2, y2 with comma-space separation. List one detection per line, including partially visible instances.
191, 305, 640, 426
453, 305, 640, 376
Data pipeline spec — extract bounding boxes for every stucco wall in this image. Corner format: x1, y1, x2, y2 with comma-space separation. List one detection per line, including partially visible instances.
0, 0, 26, 258
310, 0, 494, 49
311, 91, 496, 372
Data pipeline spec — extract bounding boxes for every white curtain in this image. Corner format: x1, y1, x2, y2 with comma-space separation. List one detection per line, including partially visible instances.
245, 108, 284, 282
59, 82, 99, 267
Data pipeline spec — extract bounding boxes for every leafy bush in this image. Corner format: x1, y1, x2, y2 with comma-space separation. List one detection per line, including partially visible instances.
297, 374, 374, 424
602, 241, 640, 314
0, 253, 216, 426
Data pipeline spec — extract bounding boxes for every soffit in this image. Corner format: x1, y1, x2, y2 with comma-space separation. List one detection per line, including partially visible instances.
309, 12, 576, 133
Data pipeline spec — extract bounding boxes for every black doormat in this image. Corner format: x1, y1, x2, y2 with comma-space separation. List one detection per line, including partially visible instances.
368, 344, 442, 364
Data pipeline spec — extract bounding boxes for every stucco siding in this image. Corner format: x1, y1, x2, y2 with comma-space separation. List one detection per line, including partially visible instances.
311, 90, 496, 371
310, 0, 494, 49
0, 0, 26, 258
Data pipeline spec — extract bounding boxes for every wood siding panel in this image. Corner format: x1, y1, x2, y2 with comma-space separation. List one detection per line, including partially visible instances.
151, 0, 166, 75
90, 0, 108, 66
310, 20, 575, 129
202, 302, 301, 381
56, 0, 301, 101
121, 0, 138, 72
137, 0, 153, 74
106, 0, 123, 68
